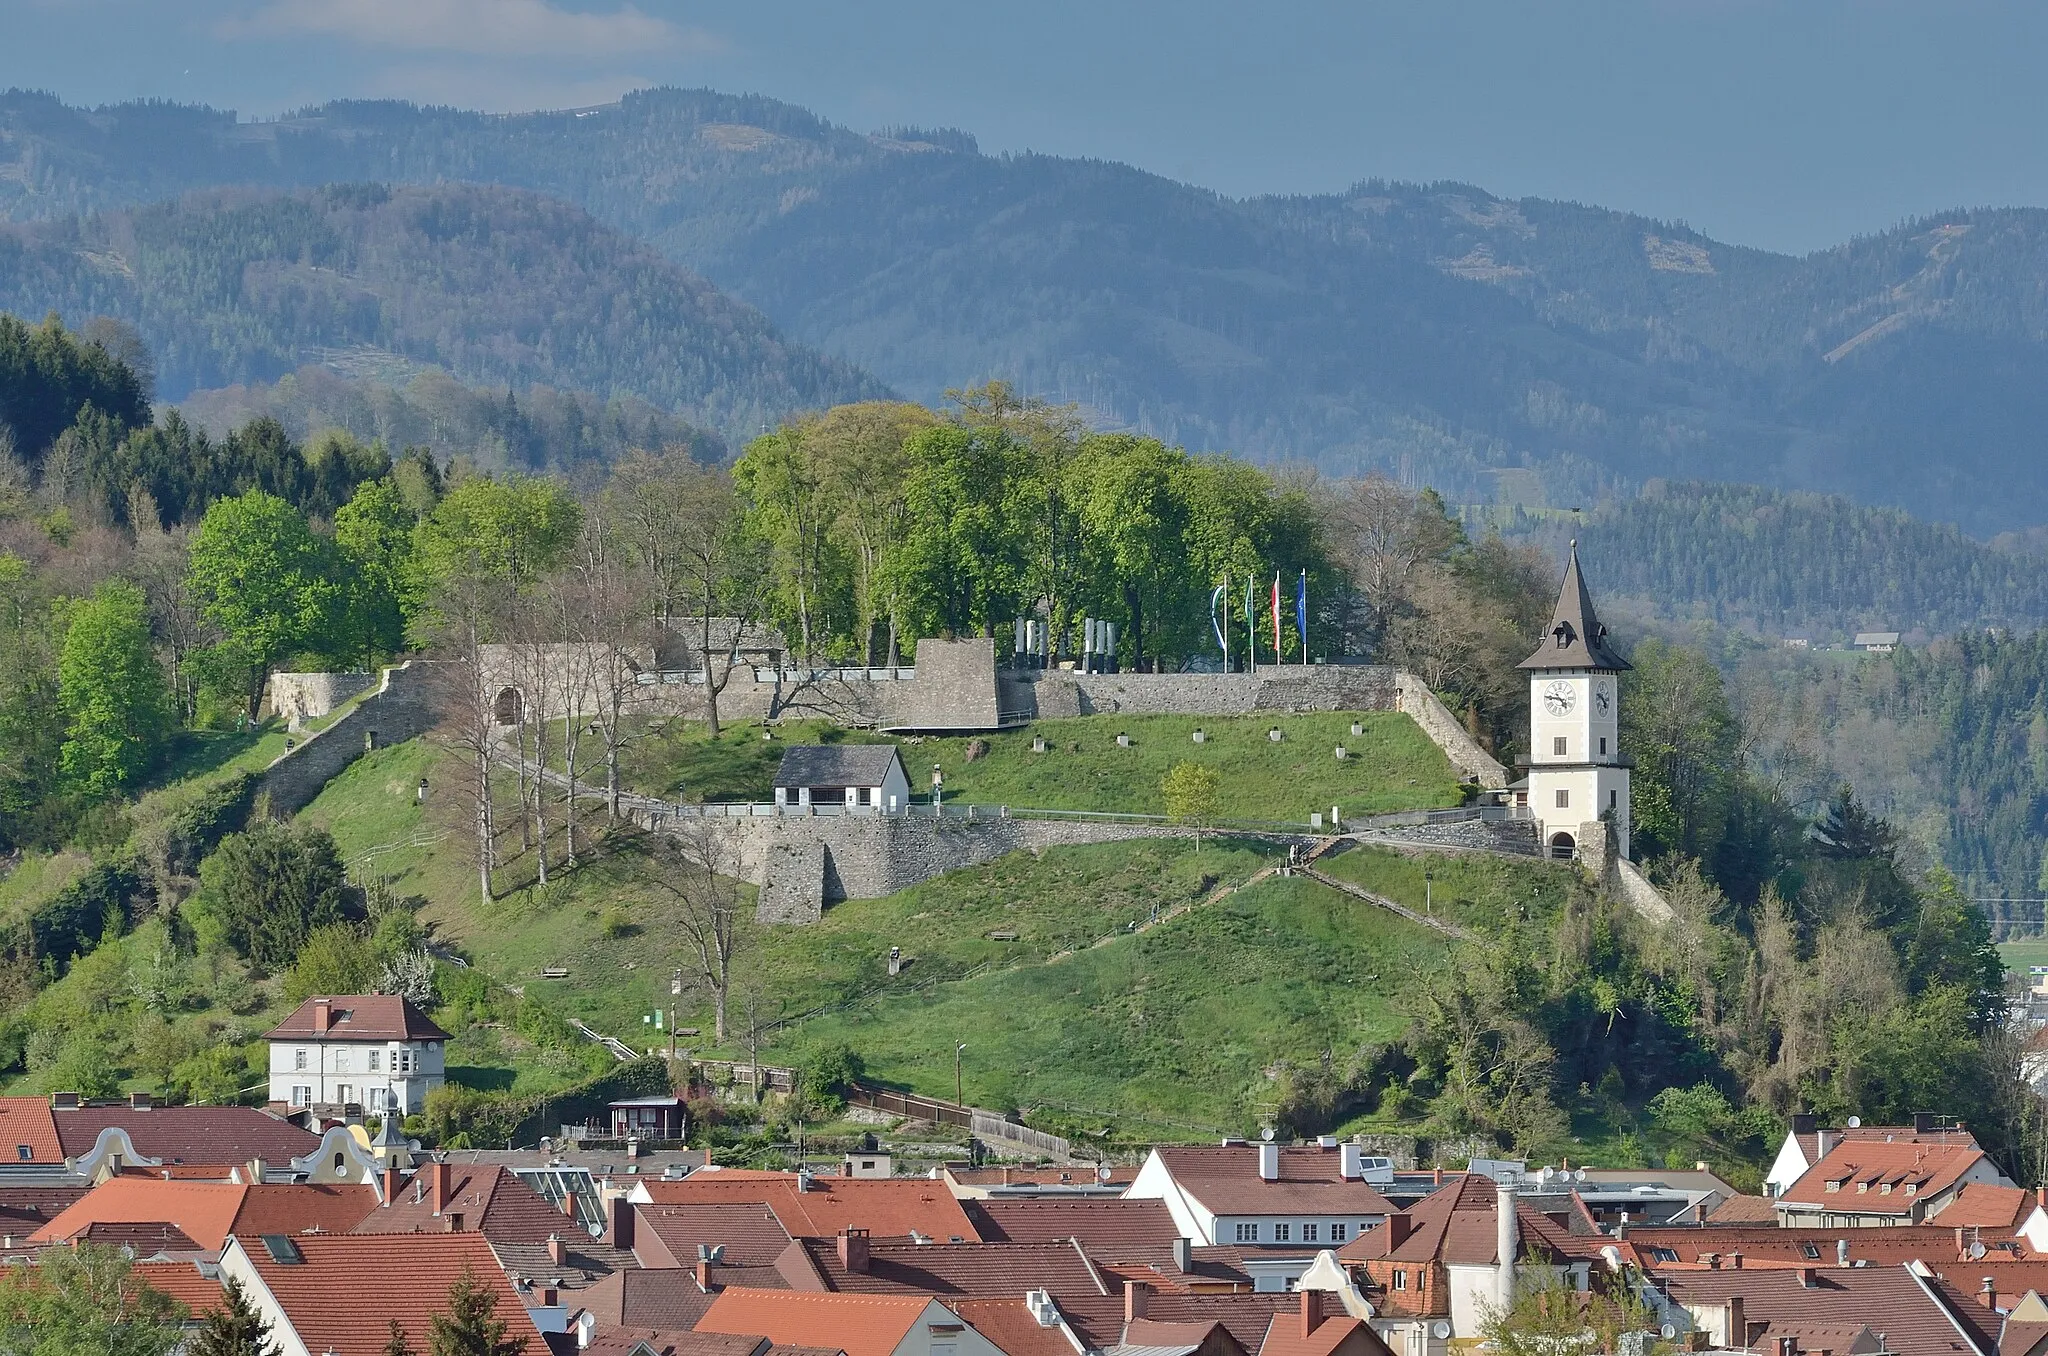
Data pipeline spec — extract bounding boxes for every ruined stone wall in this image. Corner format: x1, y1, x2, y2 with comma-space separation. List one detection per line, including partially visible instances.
257, 662, 442, 817
265, 671, 377, 728
1018, 666, 1400, 719
1393, 674, 1510, 788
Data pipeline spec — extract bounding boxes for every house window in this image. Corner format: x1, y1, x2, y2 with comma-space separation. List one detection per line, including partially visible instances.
294, 1048, 308, 1071
1555, 789, 1570, 808
1274, 1223, 1291, 1242
334, 1151, 346, 1171
1648, 1247, 1680, 1264
1236, 1222, 1259, 1242
1609, 790, 1617, 809
368, 1050, 380, 1072
1393, 1270, 1407, 1290
1303, 1223, 1319, 1242
1553, 737, 1567, 756
1331, 1224, 1347, 1242
334, 1050, 348, 1074
1824, 1181, 1840, 1193
291, 1085, 312, 1107
1801, 1244, 1820, 1260
338, 1084, 353, 1105
13, 1145, 28, 1161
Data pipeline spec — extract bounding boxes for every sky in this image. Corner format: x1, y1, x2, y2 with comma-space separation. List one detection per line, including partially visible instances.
5, 0, 2046, 254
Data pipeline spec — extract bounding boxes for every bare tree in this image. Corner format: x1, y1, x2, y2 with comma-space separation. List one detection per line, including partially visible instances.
671, 468, 769, 738
426, 566, 512, 901
1322, 475, 1461, 654
571, 502, 653, 823
635, 822, 749, 1043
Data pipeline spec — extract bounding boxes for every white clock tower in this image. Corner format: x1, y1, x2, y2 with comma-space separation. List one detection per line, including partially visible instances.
1518, 542, 1630, 861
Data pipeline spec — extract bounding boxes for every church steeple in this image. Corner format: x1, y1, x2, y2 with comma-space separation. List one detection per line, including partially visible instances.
1518, 540, 1629, 672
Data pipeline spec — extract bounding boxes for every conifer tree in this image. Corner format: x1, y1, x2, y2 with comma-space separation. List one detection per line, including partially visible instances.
187, 1277, 279, 1356
385, 1320, 418, 1356
428, 1266, 527, 1356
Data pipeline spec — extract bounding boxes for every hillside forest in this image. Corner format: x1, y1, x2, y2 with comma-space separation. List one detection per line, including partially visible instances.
0, 308, 2039, 1186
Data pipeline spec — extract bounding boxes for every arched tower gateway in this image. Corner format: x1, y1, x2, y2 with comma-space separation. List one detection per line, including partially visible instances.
1517, 542, 1631, 862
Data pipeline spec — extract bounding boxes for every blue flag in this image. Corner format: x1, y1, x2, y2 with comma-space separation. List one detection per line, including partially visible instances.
1296, 570, 1308, 662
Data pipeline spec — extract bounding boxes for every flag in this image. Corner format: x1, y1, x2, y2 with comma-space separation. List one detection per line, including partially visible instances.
1296, 570, 1308, 664
1245, 575, 1257, 669
1210, 584, 1227, 656
1271, 573, 1282, 661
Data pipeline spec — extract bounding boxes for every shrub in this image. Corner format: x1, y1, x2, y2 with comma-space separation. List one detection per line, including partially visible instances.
190, 822, 352, 968
284, 923, 379, 1002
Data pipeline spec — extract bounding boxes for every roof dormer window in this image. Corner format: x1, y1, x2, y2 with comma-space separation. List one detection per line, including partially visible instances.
1553, 621, 1577, 648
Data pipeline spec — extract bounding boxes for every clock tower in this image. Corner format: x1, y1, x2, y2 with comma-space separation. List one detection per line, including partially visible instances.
1518, 542, 1631, 861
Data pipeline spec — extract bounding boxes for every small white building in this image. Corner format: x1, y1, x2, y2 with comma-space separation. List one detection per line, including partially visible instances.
773, 744, 913, 813
264, 995, 448, 1116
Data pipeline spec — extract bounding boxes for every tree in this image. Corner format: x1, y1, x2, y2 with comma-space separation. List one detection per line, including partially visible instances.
57, 581, 171, 796
428, 1265, 527, 1356
187, 1277, 279, 1356
1480, 1270, 1667, 1356
191, 822, 352, 969
1620, 638, 1736, 859
1161, 762, 1222, 849
334, 475, 420, 664
384, 1321, 418, 1356
187, 490, 338, 715
634, 822, 748, 1043
662, 463, 769, 737
0, 1240, 183, 1355
284, 923, 380, 1002
813, 402, 936, 665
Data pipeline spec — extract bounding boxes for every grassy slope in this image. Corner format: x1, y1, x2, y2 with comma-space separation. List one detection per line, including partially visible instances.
606, 711, 1463, 821
1314, 843, 1584, 936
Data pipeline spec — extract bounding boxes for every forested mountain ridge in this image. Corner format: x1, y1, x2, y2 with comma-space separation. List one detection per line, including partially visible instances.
8, 88, 2048, 529
0, 177, 887, 446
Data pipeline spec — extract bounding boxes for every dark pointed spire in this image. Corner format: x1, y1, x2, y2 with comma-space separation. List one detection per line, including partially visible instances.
1518, 540, 1629, 671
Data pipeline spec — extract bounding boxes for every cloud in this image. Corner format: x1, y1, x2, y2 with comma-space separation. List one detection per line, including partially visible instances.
222, 0, 717, 60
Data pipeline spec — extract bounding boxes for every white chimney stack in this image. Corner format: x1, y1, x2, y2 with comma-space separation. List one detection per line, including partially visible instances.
1259, 1142, 1281, 1181
1495, 1183, 1519, 1312
1340, 1144, 1365, 1181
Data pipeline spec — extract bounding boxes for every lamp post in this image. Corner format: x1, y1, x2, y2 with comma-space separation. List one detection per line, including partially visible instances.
669, 968, 683, 1064
955, 1042, 967, 1110
1424, 867, 1434, 918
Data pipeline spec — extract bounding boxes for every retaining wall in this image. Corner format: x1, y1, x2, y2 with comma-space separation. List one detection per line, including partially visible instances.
266, 671, 377, 728
256, 662, 441, 817
1018, 665, 1401, 719
1393, 674, 1509, 788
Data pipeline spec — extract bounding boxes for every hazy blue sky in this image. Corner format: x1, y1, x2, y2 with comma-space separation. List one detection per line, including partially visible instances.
5, 0, 2044, 253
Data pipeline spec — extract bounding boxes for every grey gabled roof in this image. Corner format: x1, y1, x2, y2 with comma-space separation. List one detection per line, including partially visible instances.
772, 744, 905, 788
1518, 542, 1631, 672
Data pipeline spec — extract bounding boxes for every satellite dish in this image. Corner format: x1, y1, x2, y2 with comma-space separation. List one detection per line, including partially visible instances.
1262, 1128, 1275, 1142
1970, 1242, 1987, 1260
1434, 1323, 1453, 1340
1576, 1169, 1588, 1182
1848, 1116, 1862, 1128
1661, 1326, 1679, 1341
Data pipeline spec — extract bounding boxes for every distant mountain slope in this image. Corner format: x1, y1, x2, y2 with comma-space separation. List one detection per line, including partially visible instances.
1508, 482, 2048, 639
0, 178, 886, 445
6, 88, 2048, 529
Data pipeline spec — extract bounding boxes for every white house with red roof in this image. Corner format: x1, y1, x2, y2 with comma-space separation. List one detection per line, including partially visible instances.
1765, 1115, 1981, 1198
264, 995, 448, 1115
1775, 1133, 2010, 1228
1127, 1142, 1393, 1270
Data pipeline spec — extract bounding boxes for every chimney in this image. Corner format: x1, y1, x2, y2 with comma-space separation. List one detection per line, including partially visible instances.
1912, 1112, 1935, 1135
1982, 1278, 1999, 1312
1778, 1337, 1797, 1356
547, 1234, 566, 1265
1730, 1251, 1743, 1270
607, 1197, 635, 1251
1300, 1289, 1325, 1340
1259, 1142, 1281, 1181
838, 1228, 870, 1274
50, 1093, 79, 1111
1495, 1184, 1518, 1314
1125, 1280, 1149, 1323
697, 1258, 714, 1291
540, 1287, 558, 1308
1433, 1168, 1442, 1186
1725, 1297, 1746, 1351
1836, 1239, 1850, 1267
1798, 1268, 1817, 1289
1341, 1144, 1365, 1180
1790, 1113, 1817, 1136
1386, 1213, 1415, 1250
380, 1166, 402, 1207
427, 1160, 452, 1214
1173, 1238, 1192, 1273
312, 998, 332, 1035
128, 1091, 152, 1111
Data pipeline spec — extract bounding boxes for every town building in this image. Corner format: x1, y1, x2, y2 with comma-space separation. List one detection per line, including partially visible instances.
264, 994, 450, 1115
1774, 1136, 2011, 1228
1516, 543, 1631, 862
773, 745, 913, 813
1766, 1117, 1983, 1198
1127, 1142, 1395, 1264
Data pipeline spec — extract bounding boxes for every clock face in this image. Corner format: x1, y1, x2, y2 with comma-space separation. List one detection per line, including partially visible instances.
1543, 680, 1576, 716
1593, 683, 1612, 716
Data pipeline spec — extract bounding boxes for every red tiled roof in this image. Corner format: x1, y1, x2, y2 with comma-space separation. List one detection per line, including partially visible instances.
1937, 1184, 2035, 1231
49, 1104, 319, 1163
787, 1237, 1108, 1302
133, 1260, 227, 1318
1780, 1141, 1993, 1216
1257, 1308, 1394, 1356
32, 1179, 247, 1251
0, 1184, 89, 1229
353, 1164, 570, 1242
634, 1202, 798, 1268
697, 1288, 939, 1356
953, 1297, 1079, 1356
1659, 1264, 1996, 1356
970, 1199, 1181, 1251
0, 1098, 62, 1165
1150, 1147, 1395, 1218
1705, 1194, 1780, 1224
232, 1184, 380, 1238
265, 995, 449, 1042
1336, 1175, 1595, 1267
948, 1167, 1140, 1189
579, 1268, 725, 1333
1121, 1316, 1233, 1352
1112, 1293, 1300, 1354
1626, 1225, 2028, 1270
234, 1232, 541, 1355
83, 1219, 203, 1253
635, 1175, 981, 1242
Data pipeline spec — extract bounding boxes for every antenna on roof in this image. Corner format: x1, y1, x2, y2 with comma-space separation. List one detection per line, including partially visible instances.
1847, 1117, 1862, 1129
1261, 1129, 1275, 1143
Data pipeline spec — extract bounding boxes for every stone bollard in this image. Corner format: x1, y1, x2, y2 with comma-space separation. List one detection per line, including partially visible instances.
1032, 736, 1048, 753
1310, 812, 1323, 830
1351, 721, 1363, 736
1116, 732, 1131, 747
1268, 728, 1283, 742
1335, 746, 1348, 760
1192, 729, 1206, 744
1331, 805, 1342, 829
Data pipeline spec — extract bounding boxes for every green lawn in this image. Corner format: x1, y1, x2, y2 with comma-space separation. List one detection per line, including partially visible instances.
1998, 938, 2048, 979
1313, 843, 1585, 937
600, 711, 1463, 823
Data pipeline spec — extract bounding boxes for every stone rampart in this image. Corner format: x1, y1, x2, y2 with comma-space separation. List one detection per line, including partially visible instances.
257, 662, 441, 818
1020, 665, 1400, 719
266, 671, 377, 729
1393, 674, 1509, 788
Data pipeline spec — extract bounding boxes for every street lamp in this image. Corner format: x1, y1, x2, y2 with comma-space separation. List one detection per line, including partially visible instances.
1424, 867, 1434, 917
955, 1042, 967, 1109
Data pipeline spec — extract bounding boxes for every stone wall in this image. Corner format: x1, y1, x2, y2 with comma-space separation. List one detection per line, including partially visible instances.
265, 671, 377, 729
1393, 673, 1509, 788
1017, 664, 1400, 718
256, 662, 441, 817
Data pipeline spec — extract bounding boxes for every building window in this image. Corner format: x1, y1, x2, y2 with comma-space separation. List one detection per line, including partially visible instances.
1331, 1223, 1347, 1242
1555, 789, 1570, 808
1801, 1244, 1820, 1260
13, 1145, 28, 1161
291, 1085, 312, 1107
338, 1085, 353, 1106
1599, 737, 1608, 755
368, 1050, 380, 1072
1236, 1222, 1259, 1242
294, 1048, 308, 1071
1648, 1247, 1680, 1264
1393, 1270, 1407, 1290
1553, 737, 1567, 756
1303, 1223, 1319, 1242
1609, 790, 1617, 809
334, 1050, 348, 1074
1274, 1223, 1291, 1242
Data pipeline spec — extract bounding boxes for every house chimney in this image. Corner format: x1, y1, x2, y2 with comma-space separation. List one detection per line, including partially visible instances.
1837, 1239, 1850, 1267
427, 1160, 452, 1214
1778, 1337, 1797, 1356
1725, 1298, 1746, 1351
380, 1166, 402, 1206
1730, 1251, 1743, 1270
1259, 1142, 1281, 1182
607, 1197, 635, 1251
547, 1234, 566, 1265
1798, 1268, 1817, 1289
1125, 1280, 1149, 1322
1341, 1144, 1365, 1181
1300, 1289, 1325, 1340
1173, 1238, 1192, 1273
128, 1091, 152, 1111
1913, 1112, 1935, 1134
1386, 1213, 1414, 1251
697, 1258, 714, 1291
838, 1228, 870, 1274
540, 1287, 558, 1308
313, 998, 332, 1035
1982, 1278, 1998, 1312
1790, 1114, 1817, 1136
50, 1092, 79, 1111
1495, 1184, 1519, 1312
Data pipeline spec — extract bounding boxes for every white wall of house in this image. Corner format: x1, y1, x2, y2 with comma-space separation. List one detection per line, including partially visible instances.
268, 1037, 445, 1114
217, 1239, 314, 1356
1211, 1215, 1379, 1248
1765, 1132, 1823, 1198
1128, 1151, 1216, 1243
774, 760, 912, 812
888, 1300, 1011, 1356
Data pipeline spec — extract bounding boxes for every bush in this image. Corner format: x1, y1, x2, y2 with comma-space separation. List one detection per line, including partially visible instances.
190, 822, 352, 969
284, 924, 379, 1002
796, 1041, 865, 1116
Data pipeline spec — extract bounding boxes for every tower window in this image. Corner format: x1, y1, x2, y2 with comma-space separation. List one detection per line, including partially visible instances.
1556, 789, 1570, 808
1610, 790, 1617, 809
1599, 737, 1607, 755
1553, 737, 1567, 756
